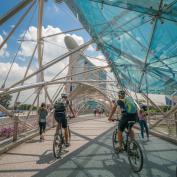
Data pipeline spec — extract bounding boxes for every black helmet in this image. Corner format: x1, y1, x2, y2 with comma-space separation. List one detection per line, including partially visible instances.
118, 90, 125, 97
141, 104, 147, 111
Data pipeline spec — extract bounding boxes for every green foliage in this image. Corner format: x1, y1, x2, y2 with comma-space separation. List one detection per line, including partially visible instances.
18, 104, 37, 110
0, 94, 12, 108
148, 105, 171, 113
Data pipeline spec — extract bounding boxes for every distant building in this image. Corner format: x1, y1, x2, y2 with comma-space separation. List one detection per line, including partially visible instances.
64, 36, 107, 94
165, 96, 177, 106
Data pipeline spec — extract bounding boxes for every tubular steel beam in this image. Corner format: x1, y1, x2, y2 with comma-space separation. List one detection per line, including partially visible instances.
8, 40, 93, 89
138, 18, 158, 91
0, 104, 13, 117
0, 0, 33, 25
0, 80, 116, 96
138, 0, 163, 91
0, 1, 35, 50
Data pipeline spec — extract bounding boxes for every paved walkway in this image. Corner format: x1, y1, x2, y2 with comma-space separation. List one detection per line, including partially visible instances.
0, 116, 177, 177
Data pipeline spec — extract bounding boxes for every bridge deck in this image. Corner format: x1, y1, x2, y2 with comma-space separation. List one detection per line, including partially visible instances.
0, 116, 176, 177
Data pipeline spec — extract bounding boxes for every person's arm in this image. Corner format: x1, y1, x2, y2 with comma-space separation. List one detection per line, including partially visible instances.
108, 104, 117, 121
69, 105, 75, 118
45, 108, 48, 116
67, 100, 75, 118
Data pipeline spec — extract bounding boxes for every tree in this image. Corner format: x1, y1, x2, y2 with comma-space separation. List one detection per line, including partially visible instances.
0, 94, 12, 108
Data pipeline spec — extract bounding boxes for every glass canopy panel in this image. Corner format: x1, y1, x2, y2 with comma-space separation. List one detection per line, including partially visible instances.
148, 19, 177, 63
65, 0, 177, 95
161, 1, 177, 22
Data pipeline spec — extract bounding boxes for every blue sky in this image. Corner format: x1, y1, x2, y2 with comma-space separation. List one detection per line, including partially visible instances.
0, 1, 105, 93
0, 0, 92, 64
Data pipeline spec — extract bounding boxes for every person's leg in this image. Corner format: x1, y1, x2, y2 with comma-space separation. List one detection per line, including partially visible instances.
64, 128, 68, 144
43, 122, 46, 133
127, 114, 136, 140
118, 130, 123, 147
144, 121, 149, 140
54, 112, 61, 135
139, 120, 144, 138
39, 122, 43, 139
62, 117, 69, 146
118, 114, 127, 150
55, 123, 61, 135
42, 122, 46, 140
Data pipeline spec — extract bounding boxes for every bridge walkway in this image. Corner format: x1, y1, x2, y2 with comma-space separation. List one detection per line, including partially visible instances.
0, 115, 176, 177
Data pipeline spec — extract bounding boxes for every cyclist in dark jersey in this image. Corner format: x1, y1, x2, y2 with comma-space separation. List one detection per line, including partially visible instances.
54, 93, 75, 147
108, 90, 138, 151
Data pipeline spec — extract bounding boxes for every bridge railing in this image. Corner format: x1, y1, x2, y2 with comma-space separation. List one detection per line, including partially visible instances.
0, 112, 54, 144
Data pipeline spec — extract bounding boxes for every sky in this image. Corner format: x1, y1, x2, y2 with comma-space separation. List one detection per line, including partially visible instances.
0, 0, 166, 105
0, 0, 111, 105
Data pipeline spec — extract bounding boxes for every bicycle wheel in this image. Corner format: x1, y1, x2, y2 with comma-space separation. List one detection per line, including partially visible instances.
127, 139, 143, 172
67, 126, 71, 143
53, 134, 64, 158
112, 128, 118, 151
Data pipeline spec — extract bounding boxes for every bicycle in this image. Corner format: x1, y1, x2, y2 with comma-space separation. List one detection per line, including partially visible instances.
53, 116, 71, 159
112, 119, 143, 172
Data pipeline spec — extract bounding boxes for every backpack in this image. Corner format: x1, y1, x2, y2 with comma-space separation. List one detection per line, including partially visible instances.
54, 99, 66, 112
124, 96, 137, 114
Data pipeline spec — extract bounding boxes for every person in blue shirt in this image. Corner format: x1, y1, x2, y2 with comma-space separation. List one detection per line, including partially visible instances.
108, 90, 138, 151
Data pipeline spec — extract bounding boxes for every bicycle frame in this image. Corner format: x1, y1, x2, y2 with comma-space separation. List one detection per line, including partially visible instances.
112, 119, 144, 172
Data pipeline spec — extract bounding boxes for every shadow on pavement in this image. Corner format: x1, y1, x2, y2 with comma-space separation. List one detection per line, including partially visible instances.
32, 127, 176, 177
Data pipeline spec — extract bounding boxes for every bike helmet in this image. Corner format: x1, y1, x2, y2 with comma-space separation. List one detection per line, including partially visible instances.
140, 104, 147, 111
118, 90, 125, 97
61, 93, 68, 98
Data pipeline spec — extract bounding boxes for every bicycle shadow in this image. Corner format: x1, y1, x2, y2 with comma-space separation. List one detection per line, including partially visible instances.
36, 150, 54, 164
36, 147, 70, 165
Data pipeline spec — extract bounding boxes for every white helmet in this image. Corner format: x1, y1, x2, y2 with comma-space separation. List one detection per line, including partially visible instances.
61, 93, 68, 98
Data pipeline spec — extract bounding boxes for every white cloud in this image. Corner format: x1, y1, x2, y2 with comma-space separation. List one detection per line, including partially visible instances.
0, 35, 9, 57
18, 25, 88, 82
19, 26, 37, 57
0, 62, 34, 87
53, 4, 60, 14
87, 54, 108, 67
19, 25, 86, 62
10, 25, 15, 28
2, 30, 7, 36
69, 34, 84, 46
87, 45, 95, 52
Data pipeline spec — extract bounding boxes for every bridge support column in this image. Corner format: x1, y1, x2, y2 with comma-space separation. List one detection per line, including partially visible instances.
13, 116, 19, 141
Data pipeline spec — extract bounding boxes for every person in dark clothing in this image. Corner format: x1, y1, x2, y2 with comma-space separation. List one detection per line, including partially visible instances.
38, 103, 48, 140
54, 93, 75, 147
108, 90, 138, 152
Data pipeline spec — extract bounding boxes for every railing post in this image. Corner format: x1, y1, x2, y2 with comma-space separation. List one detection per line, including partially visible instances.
52, 113, 55, 128
175, 112, 177, 137
13, 115, 19, 141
